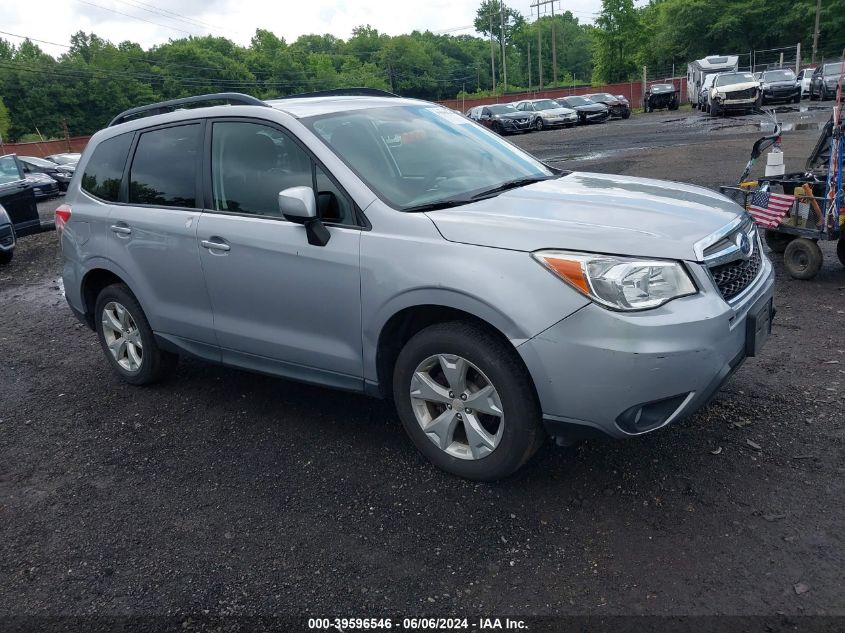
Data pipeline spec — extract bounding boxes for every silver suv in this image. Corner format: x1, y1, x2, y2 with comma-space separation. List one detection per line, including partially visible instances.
59, 90, 775, 480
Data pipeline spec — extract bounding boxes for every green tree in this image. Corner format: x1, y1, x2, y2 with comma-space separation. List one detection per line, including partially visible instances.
0, 97, 10, 142
592, 0, 642, 82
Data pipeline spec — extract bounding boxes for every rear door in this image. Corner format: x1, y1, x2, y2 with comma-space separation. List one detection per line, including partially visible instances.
106, 122, 218, 351
0, 154, 39, 236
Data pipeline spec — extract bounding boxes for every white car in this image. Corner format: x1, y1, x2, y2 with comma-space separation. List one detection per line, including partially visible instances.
797, 68, 813, 96
513, 99, 579, 130
708, 72, 761, 116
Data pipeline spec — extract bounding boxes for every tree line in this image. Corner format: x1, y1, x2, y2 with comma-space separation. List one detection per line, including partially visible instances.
0, 0, 842, 141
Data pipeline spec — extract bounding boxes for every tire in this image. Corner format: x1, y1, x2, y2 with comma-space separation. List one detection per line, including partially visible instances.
534, 117, 544, 131
392, 321, 544, 481
793, 94, 801, 104
95, 283, 178, 385
0, 248, 13, 265
837, 238, 845, 268
764, 229, 795, 254
783, 238, 823, 280
622, 110, 630, 119
710, 102, 721, 117
492, 121, 503, 135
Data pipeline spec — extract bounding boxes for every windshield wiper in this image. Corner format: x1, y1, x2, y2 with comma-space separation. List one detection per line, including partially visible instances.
402, 197, 475, 213
469, 175, 556, 200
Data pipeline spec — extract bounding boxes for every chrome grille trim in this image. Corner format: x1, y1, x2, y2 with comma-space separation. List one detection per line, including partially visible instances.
701, 218, 765, 304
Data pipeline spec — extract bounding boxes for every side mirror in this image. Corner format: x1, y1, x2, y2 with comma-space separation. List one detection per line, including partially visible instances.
279, 186, 317, 220
278, 186, 330, 247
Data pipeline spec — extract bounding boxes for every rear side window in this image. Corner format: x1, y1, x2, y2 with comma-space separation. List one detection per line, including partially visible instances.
81, 133, 132, 202
129, 124, 200, 208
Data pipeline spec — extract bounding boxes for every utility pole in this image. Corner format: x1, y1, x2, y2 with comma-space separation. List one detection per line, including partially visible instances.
530, 0, 558, 84
537, 21, 543, 89
528, 41, 532, 90
500, 0, 507, 92
812, 0, 822, 64
489, 9, 496, 92
796, 42, 801, 74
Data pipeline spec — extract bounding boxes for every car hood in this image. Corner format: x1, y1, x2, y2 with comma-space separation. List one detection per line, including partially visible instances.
424, 172, 743, 261
540, 107, 577, 116
494, 112, 531, 120
763, 80, 797, 88
571, 103, 606, 112
714, 81, 758, 92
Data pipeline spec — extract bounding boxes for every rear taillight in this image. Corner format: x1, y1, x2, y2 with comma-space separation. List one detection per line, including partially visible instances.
55, 204, 71, 245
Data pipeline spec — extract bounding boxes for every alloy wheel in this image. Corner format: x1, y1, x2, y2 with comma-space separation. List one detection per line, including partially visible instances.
409, 354, 504, 460
101, 301, 143, 372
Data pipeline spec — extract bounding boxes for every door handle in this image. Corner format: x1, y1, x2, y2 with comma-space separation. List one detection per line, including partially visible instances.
200, 239, 230, 252
110, 225, 132, 236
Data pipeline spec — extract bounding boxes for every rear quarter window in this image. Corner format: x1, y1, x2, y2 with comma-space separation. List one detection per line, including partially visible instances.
81, 133, 133, 202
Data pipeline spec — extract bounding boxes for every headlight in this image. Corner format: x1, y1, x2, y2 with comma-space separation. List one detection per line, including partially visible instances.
532, 250, 697, 311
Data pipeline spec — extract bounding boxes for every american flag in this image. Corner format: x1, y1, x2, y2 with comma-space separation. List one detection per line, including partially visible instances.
748, 189, 794, 228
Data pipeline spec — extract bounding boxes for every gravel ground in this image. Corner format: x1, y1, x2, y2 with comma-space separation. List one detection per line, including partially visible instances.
1, 105, 844, 629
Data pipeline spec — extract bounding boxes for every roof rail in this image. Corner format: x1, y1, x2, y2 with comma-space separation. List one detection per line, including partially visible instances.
107, 92, 268, 127
276, 87, 399, 100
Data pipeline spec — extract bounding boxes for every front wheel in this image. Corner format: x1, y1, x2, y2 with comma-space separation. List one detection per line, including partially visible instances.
0, 248, 13, 265
783, 238, 823, 280
95, 283, 178, 385
534, 117, 544, 131
710, 102, 721, 117
392, 321, 544, 481
837, 238, 845, 267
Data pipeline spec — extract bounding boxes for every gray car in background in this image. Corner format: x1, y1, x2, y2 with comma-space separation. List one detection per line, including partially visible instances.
59, 91, 775, 480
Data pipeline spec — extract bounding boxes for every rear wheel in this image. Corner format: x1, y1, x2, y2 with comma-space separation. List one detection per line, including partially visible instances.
95, 284, 178, 385
764, 229, 795, 254
392, 321, 544, 481
783, 238, 823, 280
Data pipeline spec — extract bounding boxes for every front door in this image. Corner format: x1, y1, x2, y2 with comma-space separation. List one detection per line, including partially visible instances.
0, 154, 39, 236
196, 119, 363, 390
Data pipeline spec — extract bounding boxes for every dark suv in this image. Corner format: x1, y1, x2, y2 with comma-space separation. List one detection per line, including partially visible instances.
0, 153, 40, 248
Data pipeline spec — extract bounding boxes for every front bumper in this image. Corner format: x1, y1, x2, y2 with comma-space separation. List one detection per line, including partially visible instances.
546, 115, 578, 127
518, 254, 775, 440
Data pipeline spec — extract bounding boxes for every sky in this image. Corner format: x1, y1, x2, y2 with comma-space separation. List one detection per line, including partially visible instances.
2, 0, 605, 57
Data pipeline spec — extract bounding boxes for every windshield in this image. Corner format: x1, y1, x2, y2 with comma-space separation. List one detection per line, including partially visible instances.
763, 70, 795, 81
303, 105, 555, 210
715, 73, 754, 86
588, 93, 614, 101
824, 62, 845, 76
650, 84, 674, 93
488, 104, 516, 114
563, 96, 593, 106
532, 99, 561, 110
21, 156, 58, 168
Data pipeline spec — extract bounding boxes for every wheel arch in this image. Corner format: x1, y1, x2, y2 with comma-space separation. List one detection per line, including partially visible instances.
79, 263, 133, 330
373, 302, 534, 401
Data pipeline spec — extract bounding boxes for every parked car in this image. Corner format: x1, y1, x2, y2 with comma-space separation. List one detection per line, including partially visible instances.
556, 96, 610, 124
809, 61, 844, 100
512, 99, 578, 130
19, 155, 75, 191
707, 72, 760, 116
696, 74, 717, 111
25, 171, 61, 199
643, 84, 680, 112
585, 92, 631, 119
759, 68, 801, 104
60, 90, 775, 481
796, 68, 814, 96
0, 153, 40, 251
0, 203, 15, 265
467, 104, 534, 134
45, 152, 82, 166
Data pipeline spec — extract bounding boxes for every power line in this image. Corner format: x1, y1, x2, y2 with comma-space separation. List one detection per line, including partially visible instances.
73, 0, 201, 37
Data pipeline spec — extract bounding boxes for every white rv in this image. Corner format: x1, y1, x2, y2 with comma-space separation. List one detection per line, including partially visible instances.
687, 55, 740, 105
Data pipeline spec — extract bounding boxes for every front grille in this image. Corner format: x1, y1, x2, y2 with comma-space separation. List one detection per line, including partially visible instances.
709, 244, 762, 301
725, 88, 757, 99
0, 225, 13, 248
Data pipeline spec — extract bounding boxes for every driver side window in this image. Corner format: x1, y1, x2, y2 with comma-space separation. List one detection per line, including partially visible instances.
211, 120, 355, 225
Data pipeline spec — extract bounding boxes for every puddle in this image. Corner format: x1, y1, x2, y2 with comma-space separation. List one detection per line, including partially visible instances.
760, 121, 826, 132
546, 144, 691, 163
4, 276, 66, 307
